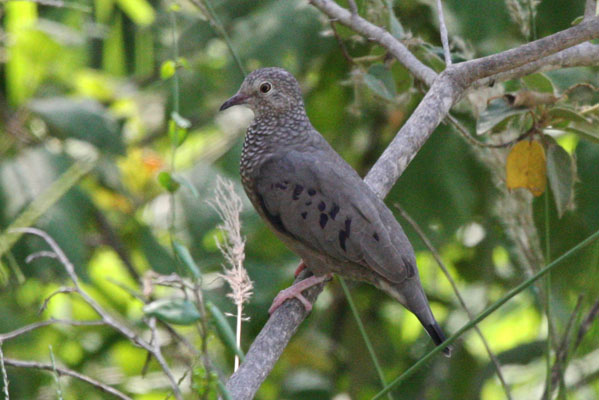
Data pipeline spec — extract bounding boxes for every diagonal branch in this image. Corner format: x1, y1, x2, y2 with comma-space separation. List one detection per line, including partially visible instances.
224, 3, 599, 398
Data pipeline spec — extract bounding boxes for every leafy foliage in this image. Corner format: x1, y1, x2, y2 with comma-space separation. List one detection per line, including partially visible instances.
1, 0, 598, 400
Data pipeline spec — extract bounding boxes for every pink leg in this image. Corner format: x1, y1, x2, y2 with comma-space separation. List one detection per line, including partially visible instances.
269, 274, 332, 314
294, 261, 307, 277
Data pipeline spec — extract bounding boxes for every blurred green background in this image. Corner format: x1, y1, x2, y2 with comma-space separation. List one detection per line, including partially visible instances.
1, 0, 598, 399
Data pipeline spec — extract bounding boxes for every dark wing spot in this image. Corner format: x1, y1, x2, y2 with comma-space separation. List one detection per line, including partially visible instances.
275, 183, 287, 190
292, 184, 304, 200
372, 232, 379, 241
256, 193, 288, 235
339, 230, 347, 251
301, 211, 308, 219
319, 213, 328, 228
345, 218, 352, 238
283, 180, 289, 185
318, 201, 326, 211
308, 188, 316, 196
329, 204, 340, 220
402, 256, 416, 278
305, 201, 312, 206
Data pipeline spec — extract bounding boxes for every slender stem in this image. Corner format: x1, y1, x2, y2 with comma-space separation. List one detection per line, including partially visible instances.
0, 342, 9, 400
545, 188, 552, 400
396, 205, 512, 399
339, 277, 393, 400
202, 0, 246, 78
528, 0, 537, 41
235, 303, 242, 371
371, 229, 599, 400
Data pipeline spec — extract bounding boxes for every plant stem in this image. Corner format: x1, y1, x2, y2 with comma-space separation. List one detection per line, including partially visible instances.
339, 277, 393, 400
235, 303, 242, 371
371, 228, 599, 400
545, 188, 552, 399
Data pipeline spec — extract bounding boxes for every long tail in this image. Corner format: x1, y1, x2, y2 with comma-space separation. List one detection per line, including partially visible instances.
387, 279, 453, 357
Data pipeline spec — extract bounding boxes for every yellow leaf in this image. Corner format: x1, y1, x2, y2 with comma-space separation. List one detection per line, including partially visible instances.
506, 140, 547, 196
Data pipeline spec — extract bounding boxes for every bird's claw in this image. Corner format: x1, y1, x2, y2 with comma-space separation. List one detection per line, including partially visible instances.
268, 273, 332, 314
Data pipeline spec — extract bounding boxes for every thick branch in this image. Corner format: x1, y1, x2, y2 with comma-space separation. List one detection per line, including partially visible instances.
225, 5, 599, 398
4, 358, 132, 400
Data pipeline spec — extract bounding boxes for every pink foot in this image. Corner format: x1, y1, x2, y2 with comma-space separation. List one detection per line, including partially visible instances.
294, 261, 307, 277
269, 274, 332, 314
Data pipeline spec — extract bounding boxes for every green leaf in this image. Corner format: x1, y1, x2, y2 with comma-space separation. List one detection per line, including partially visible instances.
171, 111, 191, 129
476, 97, 529, 134
29, 98, 125, 155
173, 241, 201, 279
160, 60, 176, 80
385, 0, 404, 39
547, 107, 590, 124
545, 137, 575, 218
177, 175, 200, 198
168, 119, 188, 147
564, 125, 599, 143
143, 298, 202, 325
522, 73, 555, 94
158, 171, 180, 193
363, 64, 397, 101
115, 0, 155, 26
0, 157, 97, 260
207, 302, 245, 362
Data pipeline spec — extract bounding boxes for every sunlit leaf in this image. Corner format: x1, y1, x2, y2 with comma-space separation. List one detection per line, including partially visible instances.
116, 0, 155, 26
564, 123, 599, 143
363, 64, 397, 101
158, 171, 180, 193
506, 140, 546, 197
476, 97, 528, 134
522, 73, 555, 94
545, 137, 575, 218
160, 60, 176, 80
143, 298, 202, 325
169, 119, 188, 147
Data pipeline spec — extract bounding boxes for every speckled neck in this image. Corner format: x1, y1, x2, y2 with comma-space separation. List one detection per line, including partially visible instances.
240, 109, 312, 189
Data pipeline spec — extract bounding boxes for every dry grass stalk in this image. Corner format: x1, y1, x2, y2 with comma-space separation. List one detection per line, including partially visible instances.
209, 176, 253, 371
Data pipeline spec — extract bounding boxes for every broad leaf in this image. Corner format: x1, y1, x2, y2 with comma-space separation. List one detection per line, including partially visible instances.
506, 140, 546, 197
144, 298, 202, 325
29, 98, 125, 155
363, 64, 397, 101
158, 171, 180, 193
544, 137, 575, 217
173, 241, 201, 279
522, 73, 555, 94
477, 97, 528, 134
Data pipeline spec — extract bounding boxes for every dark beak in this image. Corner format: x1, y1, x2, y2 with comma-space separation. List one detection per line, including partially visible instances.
219, 92, 248, 111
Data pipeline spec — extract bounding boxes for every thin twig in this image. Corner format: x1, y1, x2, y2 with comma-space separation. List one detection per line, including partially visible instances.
330, 20, 355, 65
372, 229, 599, 399
49, 346, 64, 400
3, 358, 132, 400
339, 278, 393, 400
435, 0, 452, 66
0, 342, 9, 400
12, 228, 184, 400
0, 319, 104, 342
396, 205, 512, 400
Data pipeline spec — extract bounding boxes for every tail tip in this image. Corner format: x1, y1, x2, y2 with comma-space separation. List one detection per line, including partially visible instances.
426, 323, 453, 358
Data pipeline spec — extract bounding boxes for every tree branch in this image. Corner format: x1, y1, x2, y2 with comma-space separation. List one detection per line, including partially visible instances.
3, 358, 132, 400
224, 3, 599, 397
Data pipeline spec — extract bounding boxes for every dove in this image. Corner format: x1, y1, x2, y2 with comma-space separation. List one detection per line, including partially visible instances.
220, 67, 451, 356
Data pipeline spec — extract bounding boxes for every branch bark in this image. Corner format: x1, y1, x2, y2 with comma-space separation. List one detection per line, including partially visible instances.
224, 1, 599, 397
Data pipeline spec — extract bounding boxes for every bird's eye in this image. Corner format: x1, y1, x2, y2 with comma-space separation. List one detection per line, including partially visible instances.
259, 82, 272, 93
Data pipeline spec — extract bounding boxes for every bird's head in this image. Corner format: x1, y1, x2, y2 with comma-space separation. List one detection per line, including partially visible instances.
220, 67, 304, 118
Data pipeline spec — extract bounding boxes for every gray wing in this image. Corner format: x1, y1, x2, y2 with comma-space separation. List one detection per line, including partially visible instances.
254, 150, 412, 283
